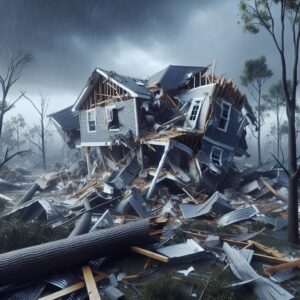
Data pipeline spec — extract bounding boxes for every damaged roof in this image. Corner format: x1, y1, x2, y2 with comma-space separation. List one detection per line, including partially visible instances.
49, 106, 79, 131
147, 65, 207, 91
97, 68, 152, 99
72, 67, 152, 111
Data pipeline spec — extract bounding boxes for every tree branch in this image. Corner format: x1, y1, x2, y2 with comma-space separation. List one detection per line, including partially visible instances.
270, 152, 289, 176
0, 149, 30, 169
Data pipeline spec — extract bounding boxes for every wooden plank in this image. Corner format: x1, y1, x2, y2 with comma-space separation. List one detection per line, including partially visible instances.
82, 265, 101, 300
252, 241, 285, 259
264, 257, 300, 275
131, 246, 169, 263
39, 272, 107, 300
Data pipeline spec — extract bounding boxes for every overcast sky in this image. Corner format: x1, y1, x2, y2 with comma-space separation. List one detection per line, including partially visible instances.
0, 0, 291, 124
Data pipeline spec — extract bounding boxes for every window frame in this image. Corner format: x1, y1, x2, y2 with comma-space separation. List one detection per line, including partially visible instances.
106, 105, 120, 131
210, 146, 223, 167
217, 101, 232, 132
87, 109, 96, 133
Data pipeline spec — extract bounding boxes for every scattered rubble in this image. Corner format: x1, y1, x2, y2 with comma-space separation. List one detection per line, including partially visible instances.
0, 65, 299, 299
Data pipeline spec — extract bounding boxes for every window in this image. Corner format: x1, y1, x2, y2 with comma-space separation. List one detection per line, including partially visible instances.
210, 146, 223, 167
217, 101, 231, 132
87, 109, 96, 132
189, 105, 200, 121
106, 106, 120, 131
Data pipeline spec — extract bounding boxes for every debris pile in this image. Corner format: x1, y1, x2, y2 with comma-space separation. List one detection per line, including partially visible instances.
0, 65, 299, 299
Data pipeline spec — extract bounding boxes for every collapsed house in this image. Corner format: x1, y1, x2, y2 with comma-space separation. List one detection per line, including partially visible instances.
3, 66, 300, 299
50, 65, 257, 193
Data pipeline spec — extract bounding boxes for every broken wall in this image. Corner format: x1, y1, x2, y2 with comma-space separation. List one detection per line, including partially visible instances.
80, 99, 138, 145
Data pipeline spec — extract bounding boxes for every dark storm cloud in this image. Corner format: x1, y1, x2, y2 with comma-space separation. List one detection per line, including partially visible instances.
0, 0, 217, 96
0, 0, 291, 118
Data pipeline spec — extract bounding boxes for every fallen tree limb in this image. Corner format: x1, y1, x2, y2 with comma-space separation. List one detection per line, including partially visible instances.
0, 217, 166, 285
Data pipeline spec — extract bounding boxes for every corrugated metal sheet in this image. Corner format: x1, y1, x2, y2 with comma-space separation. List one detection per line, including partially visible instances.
46, 273, 78, 289
157, 239, 204, 262
0, 198, 63, 222
223, 242, 294, 300
6, 283, 46, 300
180, 191, 233, 219
217, 205, 259, 227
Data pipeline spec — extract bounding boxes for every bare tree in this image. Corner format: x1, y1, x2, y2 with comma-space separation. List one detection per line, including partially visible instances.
239, 0, 300, 244
24, 94, 50, 171
0, 147, 29, 170
241, 56, 273, 165
264, 80, 292, 159
0, 53, 31, 137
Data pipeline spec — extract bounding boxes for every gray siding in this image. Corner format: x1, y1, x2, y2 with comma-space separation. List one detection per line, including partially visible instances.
80, 99, 137, 145
204, 100, 241, 148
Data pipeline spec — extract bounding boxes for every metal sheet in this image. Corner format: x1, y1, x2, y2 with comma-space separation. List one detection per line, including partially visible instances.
109, 157, 140, 190
217, 205, 259, 227
0, 198, 63, 222
157, 239, 204, 259
6, 283, 46, 300
46, 273, 78, 289
223, 242, 294, 300
180, 191, 233, 219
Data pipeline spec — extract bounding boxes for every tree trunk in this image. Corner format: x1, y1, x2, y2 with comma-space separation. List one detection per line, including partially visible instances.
276, 99, 280, 159
257, 89, 262, 165
41, 120, 46, 171
0, 111, 3, 138
287, 110, 299, 244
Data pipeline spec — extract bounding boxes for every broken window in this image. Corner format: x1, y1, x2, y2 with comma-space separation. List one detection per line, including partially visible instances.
87, 109, 96, 132
210, 146, 223, 167
217, 101, 231, 132
106, 106, 120, 130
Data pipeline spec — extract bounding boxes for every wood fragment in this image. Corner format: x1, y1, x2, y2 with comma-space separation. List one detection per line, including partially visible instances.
39, 272, 107, 300
122, 274, 139, 281
252, 241, 285, 259
130, 246, 169, 263
82, 265, 101, 300
264, 258, 300, 275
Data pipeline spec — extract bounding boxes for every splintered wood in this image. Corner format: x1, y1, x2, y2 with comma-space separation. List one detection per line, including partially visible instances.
73, 179, 104, 199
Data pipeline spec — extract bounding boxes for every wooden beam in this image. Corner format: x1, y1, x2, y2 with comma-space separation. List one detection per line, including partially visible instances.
82, 265, 101, 300
264, 258, 300, 275
131, 246, 169, 263
39, 272, 107, 300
